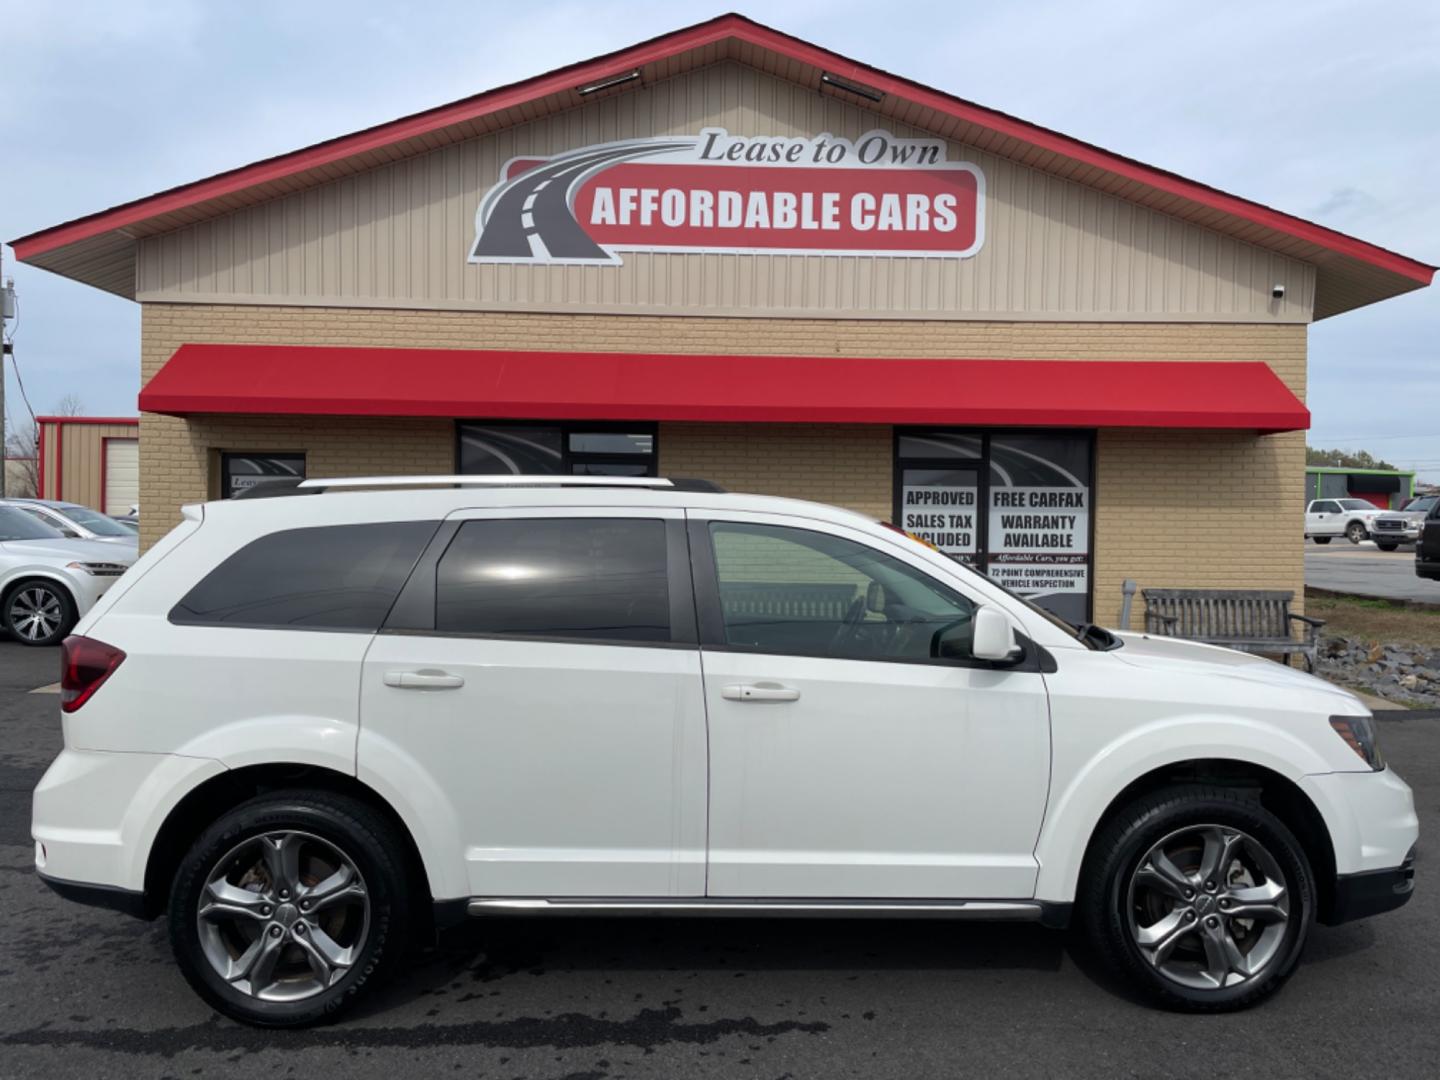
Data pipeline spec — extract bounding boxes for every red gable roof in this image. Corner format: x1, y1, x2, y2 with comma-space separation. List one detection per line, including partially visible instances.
11, 13, 1434, 314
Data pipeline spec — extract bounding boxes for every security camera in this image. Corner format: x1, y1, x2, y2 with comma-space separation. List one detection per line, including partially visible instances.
1271, 283, 1286, 299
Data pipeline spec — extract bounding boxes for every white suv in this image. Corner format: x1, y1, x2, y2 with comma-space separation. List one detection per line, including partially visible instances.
32, 477, 1417, 1026
1, 505, 135, 646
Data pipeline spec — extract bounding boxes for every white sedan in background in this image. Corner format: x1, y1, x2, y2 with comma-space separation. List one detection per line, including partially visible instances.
0, 506, 136, 646
4, 498, 140, 549
1304, 498, 1386, 545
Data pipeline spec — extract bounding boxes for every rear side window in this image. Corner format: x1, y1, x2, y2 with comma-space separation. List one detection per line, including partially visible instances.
435, 518, 670, 643
170, 522, 437, 631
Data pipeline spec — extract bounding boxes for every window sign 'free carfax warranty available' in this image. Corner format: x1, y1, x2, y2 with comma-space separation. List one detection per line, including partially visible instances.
470, 128, 986, 264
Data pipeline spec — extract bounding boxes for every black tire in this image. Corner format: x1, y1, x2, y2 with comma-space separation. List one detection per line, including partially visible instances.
1, 579, 78, 647
1078, 786, 1315, 1012
1377, 543, 1399, 552
1311, 537, 1331, 545
1346, 521, 1368, 544
168, 790, 413, 1027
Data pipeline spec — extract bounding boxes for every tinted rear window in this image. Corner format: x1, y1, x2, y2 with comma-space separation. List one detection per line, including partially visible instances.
171, 521, 437, 631
435, 518, 670, 642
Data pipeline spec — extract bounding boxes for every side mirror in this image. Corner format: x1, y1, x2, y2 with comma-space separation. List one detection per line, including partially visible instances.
971, 606, 1021, 663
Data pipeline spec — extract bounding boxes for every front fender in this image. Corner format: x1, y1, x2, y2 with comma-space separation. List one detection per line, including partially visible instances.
1033, 714, 1335, 904
2, 567, 78, 598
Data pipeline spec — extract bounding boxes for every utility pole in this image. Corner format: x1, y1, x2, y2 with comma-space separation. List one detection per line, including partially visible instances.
0, 244, 11, 498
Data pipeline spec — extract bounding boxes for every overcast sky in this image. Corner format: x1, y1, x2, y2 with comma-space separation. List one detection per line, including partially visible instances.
2, 1, 1436, 474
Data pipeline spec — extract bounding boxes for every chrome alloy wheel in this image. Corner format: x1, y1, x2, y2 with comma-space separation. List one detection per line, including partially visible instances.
197, 831, 370, 1003
1126, 824, 1291, 991
8, 585, 63, 643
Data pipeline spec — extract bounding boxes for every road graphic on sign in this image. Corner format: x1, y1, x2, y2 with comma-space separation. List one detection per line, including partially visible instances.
471, 140, 696, 263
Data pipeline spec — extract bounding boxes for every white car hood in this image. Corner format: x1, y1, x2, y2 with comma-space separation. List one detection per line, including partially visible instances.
1, 537, 136, 564
1110, 631, 1359, 705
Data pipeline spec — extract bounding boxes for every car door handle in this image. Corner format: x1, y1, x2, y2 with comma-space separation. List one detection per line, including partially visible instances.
721, 683, 801, 703
383, 670, 465, 690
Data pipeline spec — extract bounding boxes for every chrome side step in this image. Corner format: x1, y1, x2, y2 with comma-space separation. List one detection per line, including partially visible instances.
466, 897, 1044, 920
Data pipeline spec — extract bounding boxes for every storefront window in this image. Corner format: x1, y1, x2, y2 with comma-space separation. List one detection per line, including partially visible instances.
457, 422, 657, 476
220, 452, 306, 499
895, 430, 1093, 622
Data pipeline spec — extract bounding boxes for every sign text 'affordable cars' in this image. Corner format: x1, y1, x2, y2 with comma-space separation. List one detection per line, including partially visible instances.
470, 129, 985, 264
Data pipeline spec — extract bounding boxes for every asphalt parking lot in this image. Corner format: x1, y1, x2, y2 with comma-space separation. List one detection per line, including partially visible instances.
1306, 539, 1440, 604
2, 640, 1438, 1078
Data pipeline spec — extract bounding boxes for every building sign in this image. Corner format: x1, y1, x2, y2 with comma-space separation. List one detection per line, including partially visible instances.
901, 470, 979, 558
470, 128, 984, 265
895, 432, 1092, 623
985, 435, 1091, 620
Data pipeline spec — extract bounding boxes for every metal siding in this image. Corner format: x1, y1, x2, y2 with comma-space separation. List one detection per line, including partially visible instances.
136, 62, 1316, 322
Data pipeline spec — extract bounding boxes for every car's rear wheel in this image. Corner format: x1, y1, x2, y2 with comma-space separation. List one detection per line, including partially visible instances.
1079, 786, 1314, 1011
1346, 521, 1368, 543
2, 580, 77, 647
1311, 537, 1331, 545
168, 790, 412, 1027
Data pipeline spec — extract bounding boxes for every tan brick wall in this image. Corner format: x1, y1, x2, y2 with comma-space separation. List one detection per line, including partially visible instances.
659, 423, 891, 521
139, 303, 1306, 623
1092, 428, 1306, 625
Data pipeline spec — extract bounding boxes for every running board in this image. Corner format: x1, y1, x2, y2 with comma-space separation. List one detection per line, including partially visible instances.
465, 897, 1045, 920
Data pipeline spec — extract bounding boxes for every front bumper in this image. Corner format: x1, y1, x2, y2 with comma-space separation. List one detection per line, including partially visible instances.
1325, 849, 1416, 925
1371, 525, 1419, 543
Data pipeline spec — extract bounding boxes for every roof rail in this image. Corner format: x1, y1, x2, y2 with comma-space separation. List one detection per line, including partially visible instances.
298, 475, 675, 491
276, 475, 727, 494
231, 477, 316, 499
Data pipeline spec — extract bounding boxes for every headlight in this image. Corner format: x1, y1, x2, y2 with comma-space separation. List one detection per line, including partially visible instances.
66, 561, 128, 577
1330, 714, 1385, 770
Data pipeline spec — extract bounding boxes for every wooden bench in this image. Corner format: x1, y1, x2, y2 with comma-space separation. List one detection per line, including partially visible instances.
1139, 588, 1325, 672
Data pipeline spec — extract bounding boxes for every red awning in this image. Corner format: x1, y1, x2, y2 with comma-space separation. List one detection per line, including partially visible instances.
138, 344, 1310, 432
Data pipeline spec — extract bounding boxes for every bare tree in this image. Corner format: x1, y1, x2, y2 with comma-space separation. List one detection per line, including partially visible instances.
4, 412, 39, 497
53, 393, 85, 417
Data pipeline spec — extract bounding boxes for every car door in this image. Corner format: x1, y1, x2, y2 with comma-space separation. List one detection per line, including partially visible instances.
1307, 500, 1337, 536
358, 507, 707, 898
689, 510, 1051, 900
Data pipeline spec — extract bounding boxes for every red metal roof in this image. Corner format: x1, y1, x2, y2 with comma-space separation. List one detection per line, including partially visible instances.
138, 344, 1311, 432
10, 13, 1435, 294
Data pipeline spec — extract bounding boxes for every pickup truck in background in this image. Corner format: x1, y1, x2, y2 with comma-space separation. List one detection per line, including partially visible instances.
1370, 495, 1438, 551
1415, 502, 1440, 579
1305, 498, 1386, 544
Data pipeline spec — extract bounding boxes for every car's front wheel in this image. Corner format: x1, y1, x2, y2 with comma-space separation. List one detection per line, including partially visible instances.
1346, 521, 1368, 544
1377, 543, 1399, 552
1079, 786, 1314, 1011
168, 790, 413, 1027
2, 579, 77, 646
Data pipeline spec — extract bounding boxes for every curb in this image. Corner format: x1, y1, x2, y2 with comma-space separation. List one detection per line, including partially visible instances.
1304, 585, 1440, 612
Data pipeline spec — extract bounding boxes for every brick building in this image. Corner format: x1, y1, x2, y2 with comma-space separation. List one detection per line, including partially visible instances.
11, 15, 1434, 623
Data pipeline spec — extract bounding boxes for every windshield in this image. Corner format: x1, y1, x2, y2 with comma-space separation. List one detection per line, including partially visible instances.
1404, 497, 1438, 514
58, 505, 134, 537
0, 506, 66, 542
1336, 499, 1375, 511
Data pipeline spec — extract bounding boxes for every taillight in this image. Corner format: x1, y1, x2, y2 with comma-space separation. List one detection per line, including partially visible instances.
60, 636, 126, 713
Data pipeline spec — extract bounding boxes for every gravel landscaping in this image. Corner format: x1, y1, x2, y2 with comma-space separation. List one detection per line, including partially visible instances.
1317, 633, 1440, 707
